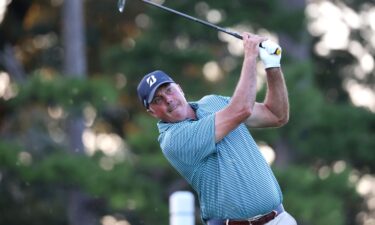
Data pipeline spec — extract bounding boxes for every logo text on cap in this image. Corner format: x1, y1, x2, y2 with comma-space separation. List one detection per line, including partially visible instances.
146, 75, 157, 87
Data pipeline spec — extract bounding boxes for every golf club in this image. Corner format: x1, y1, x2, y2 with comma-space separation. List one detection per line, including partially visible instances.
118, 0, 281, 55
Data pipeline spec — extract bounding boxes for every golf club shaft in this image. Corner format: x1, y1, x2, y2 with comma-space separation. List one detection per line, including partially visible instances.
142, 0, 243, 40
139, 0, 282, 54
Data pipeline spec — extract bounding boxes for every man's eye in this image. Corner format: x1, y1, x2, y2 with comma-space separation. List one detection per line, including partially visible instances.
166, 87, 173, 94
153, 98, 162, 104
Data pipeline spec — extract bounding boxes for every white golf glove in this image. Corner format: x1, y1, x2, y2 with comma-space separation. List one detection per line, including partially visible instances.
259, 40, 282, 69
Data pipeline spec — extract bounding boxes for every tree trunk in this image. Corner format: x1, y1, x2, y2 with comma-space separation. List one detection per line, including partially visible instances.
62, 0, 87, 78
0, 43, 26, 83
278, 0, 309, 61
62, 0, 95, 225
274, 0, 310, 168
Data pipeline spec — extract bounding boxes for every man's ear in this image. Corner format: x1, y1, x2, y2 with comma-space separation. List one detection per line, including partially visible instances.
176, 84, 185, 96
147, 108, 158, 118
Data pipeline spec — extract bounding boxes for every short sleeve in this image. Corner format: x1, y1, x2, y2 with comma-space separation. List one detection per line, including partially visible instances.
159, 113, 216, 166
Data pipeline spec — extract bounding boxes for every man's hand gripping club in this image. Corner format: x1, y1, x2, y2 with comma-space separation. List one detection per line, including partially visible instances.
259, 40, 282, 69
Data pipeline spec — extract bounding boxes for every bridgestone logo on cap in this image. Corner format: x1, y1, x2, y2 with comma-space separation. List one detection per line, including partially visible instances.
146, 75, 157, 87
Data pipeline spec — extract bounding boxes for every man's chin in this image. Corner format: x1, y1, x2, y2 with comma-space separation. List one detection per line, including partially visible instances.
168, 105, 180, 113
169, 111, 186, 122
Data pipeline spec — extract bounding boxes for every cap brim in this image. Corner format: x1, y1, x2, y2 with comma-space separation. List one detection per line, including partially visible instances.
147, 81, 174, 105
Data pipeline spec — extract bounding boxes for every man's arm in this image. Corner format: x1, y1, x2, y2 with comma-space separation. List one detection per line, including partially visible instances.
214, 33, 266, 142
245, 67, 289, 128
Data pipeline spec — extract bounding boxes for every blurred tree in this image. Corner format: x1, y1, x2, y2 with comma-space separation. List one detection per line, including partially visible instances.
61, 0, 96, 225
62, 0, 100, 225
0, 0, 374, 225
0, 0, 30, 82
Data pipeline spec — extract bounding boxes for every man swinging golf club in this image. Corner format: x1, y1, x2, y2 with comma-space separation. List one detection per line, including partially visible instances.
137, 33, 297, 225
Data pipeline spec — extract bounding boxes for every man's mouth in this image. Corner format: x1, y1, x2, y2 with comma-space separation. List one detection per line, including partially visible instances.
167, 104, 177, 113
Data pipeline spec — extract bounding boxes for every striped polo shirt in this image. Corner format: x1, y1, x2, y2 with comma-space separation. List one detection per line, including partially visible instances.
157, 95, 283, 221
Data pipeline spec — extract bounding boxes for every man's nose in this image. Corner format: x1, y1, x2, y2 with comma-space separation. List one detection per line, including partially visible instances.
164, 95, 173, 104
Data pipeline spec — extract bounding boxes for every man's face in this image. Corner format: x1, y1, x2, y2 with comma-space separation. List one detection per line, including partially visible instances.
147, 83, 190, 123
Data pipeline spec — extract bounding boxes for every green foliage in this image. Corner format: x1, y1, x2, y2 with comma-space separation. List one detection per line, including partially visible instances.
255, 60, 375, 173
276, 166, 361, 225
101, 36, 215, 101
8, 74, 118, 110
0, 141, 170, 225
292, 103, 375, 170
2, 0, 375, 225
0, 141, 20, 168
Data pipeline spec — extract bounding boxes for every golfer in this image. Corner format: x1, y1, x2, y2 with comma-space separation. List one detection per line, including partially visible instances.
137, 32, 297, 225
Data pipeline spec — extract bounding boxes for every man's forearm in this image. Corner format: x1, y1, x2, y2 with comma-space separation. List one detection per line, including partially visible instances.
214, 33, 265, 142
231, 56, 257, 113
264, 68, 289, 124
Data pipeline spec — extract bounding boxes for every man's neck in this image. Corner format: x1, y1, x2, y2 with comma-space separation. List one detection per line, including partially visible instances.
186, 104, 197, 120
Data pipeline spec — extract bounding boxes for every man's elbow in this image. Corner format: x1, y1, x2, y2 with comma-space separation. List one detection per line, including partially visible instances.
275, 114, 289, 127
264, 103, 289, 127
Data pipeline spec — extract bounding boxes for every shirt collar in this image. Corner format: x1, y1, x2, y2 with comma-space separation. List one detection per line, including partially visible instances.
157, 102, 199, 133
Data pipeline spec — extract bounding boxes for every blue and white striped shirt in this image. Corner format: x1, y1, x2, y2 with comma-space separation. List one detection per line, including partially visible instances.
157, 95, 283, 221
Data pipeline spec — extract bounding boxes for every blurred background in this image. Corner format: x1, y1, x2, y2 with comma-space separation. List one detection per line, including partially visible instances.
0, 0, 374, 224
